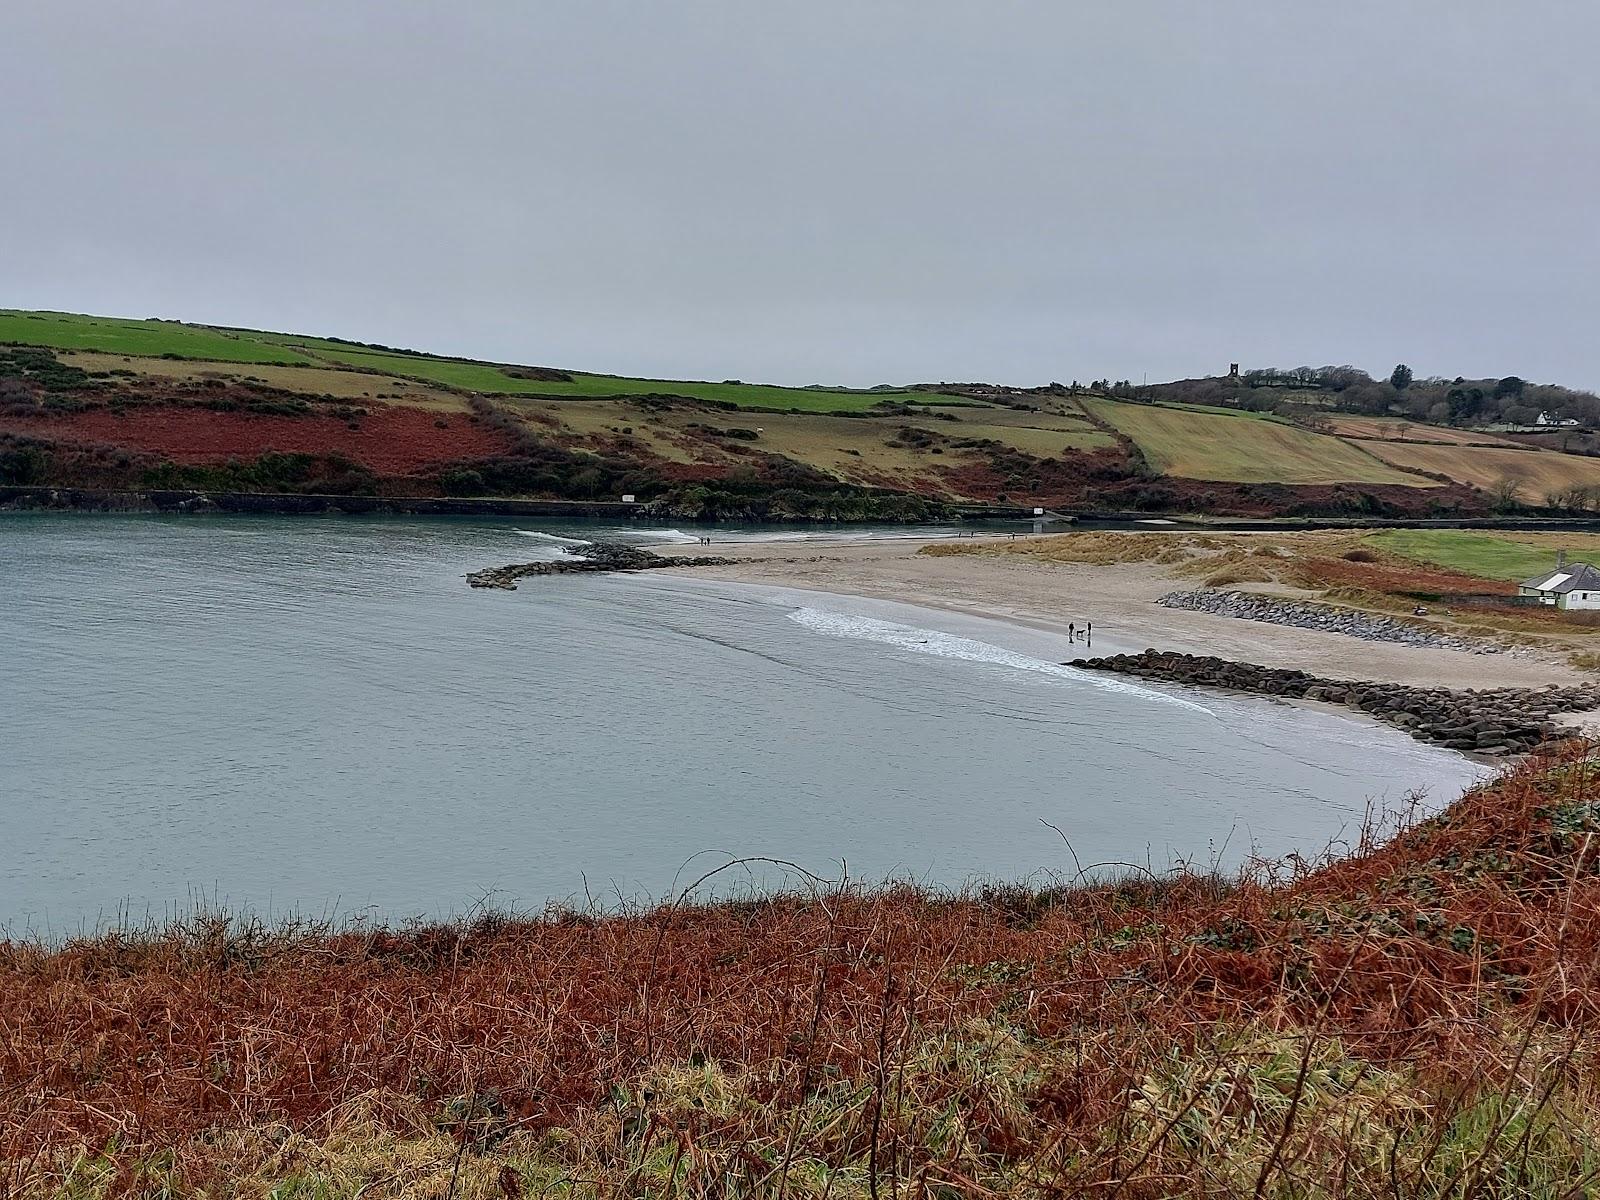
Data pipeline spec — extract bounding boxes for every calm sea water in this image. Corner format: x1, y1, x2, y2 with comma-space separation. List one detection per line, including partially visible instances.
1, 514, 1487, 933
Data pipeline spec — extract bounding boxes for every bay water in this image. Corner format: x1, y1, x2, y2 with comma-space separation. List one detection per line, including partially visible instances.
0, 514, 1487, 933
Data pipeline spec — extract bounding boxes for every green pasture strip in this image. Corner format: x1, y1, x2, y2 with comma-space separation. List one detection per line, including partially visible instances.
900, 397, 996, 409
295, 346, 929, 411
1, 310, 968, 411
0, 311, 315, 365
1367, 529, 1600, 582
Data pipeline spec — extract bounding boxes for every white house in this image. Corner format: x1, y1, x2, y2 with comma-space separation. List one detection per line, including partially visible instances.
1536, 411, 1581, 427
1518, 555, 1600, 609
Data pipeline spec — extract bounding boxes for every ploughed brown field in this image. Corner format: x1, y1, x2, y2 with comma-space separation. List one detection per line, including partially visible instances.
1362, 440, 1600, 496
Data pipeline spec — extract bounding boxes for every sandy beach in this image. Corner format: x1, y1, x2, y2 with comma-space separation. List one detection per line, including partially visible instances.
663, 534, 1584, 691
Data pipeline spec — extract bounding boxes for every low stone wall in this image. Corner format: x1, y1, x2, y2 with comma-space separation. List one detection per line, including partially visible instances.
467, 542, 735, 590
1074, 650, 1600, 756
0, 486, 648, 518
1157, 589, 1519, 656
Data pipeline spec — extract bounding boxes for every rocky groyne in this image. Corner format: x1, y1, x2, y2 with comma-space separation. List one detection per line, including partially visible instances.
1157, 589, 1519, 655
467, 541, 736, 590
1074, 650, 1600, 756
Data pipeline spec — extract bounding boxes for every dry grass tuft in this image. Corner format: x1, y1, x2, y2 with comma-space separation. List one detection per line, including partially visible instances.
922, 530, 1190, 566
1203, 563, 1276, 588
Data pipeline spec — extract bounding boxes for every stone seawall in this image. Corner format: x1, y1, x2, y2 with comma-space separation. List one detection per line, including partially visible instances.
1157, 589, 1520, 656
1074, 650, 1599, 756
467, 542, 736, 590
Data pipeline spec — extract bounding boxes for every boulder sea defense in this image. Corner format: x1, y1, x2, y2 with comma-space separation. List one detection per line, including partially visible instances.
467, 540, 736, 590
1073, 650, 1600, 757
1157, 589, 1523, 656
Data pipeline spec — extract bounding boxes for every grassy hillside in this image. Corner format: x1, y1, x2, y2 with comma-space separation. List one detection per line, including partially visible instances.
0, 310, 939, 413
1362, 439, 1600, 497
0, 311, 316, 365
9, 307, 1600, 517
53, 350, 472, 409
310, 345, 913, 410
1323, 414, 1527, 448
1084, 397, 1432, 486
7, 750, 1600, 1196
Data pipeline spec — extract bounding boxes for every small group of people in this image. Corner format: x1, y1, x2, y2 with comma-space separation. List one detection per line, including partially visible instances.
698, 536, 714, 546
1066, 621, 1092, 645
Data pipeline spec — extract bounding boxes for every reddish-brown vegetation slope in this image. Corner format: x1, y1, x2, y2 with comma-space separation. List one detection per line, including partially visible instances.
1, 403, 516, 474
4, 747, 1599, 1188
1300, 555, 1518, 596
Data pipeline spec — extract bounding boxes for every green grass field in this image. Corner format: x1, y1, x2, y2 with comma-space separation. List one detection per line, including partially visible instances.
0, 311, 315, 365
303, 346, 915, 411
0, 309, 946, 412
1083, 397, 1431, 486
1367, 530, 1600, 581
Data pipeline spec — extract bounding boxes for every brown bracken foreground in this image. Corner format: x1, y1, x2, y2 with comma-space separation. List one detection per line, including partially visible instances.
8, 750, 1600, 1197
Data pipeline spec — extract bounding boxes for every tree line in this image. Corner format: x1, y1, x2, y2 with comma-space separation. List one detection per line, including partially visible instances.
1125, 364, 1599, 428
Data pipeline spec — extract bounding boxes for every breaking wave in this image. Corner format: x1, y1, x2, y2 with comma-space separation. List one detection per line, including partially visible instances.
512, 530, 593, 562
785, 608, 1212, 713
631, 529, 702, 544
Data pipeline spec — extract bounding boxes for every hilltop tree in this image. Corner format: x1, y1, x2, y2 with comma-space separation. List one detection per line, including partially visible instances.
1390, 363, 1414, 391
1447, 386, 1486, 422
1314, 365, 1371, 391
1494, 375, 1526, 399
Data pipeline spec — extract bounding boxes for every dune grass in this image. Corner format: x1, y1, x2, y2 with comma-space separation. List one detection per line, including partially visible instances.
8, 748, 1600, 1196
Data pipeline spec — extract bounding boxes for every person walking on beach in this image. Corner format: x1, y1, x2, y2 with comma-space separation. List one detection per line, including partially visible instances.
1068, 622, 1076, 640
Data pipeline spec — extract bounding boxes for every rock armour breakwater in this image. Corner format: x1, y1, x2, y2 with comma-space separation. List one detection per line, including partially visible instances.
1074, 650, 1600, 756
467, 541, 735, 590
1158, 589, 1519, 656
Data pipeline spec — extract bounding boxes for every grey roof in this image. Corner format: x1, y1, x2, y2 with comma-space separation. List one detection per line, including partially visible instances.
1520, 562, 1600, 593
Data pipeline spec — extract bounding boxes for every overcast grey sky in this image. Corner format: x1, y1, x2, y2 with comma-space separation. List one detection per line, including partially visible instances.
3, 2, 1597, 388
